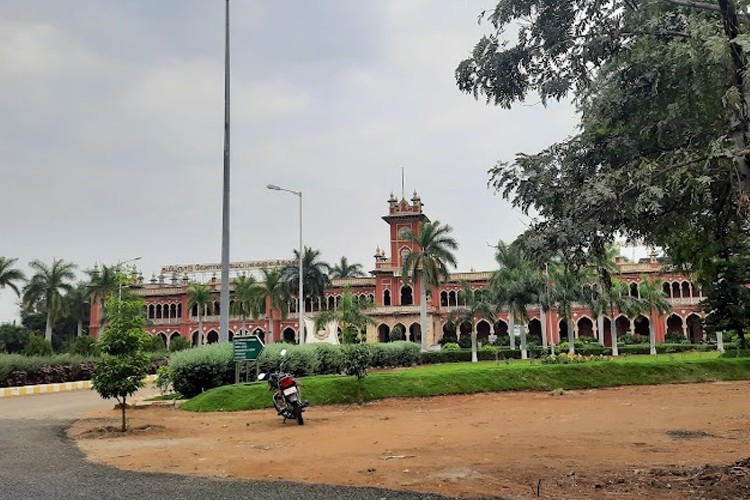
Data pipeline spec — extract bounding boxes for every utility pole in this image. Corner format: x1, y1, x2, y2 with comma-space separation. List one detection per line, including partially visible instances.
219, 0, 231, 342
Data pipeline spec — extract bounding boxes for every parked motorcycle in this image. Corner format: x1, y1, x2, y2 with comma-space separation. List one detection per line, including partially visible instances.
258, 349, 309, 425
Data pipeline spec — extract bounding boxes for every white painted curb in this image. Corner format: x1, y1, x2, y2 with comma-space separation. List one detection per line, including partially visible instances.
0, 374, 157, 398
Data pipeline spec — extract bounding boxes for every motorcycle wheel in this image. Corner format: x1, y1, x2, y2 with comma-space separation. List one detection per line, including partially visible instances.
293, 404, 304, 425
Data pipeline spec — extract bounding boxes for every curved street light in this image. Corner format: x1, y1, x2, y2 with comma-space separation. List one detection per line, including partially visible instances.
267, 184, 304, 344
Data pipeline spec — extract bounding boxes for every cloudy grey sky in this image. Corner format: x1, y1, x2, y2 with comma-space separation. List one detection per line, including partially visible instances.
0, 0, 578, 322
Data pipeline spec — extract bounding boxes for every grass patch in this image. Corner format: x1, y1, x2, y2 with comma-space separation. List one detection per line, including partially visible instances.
181, 354, 750, 412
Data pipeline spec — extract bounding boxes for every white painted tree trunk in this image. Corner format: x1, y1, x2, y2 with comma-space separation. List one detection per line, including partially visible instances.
540, 309, 548, 349
44, 311, 53, 343
508, 309, 516, 350
568, 318, 575, 355
520, 320, 528, 360
76, 320, 83, 338
197, 314, 203, 346
471, 329, 478, 362
649, 309, 656, 355
611, 314, 619, 356
597, 315, 605, 347
717, 331, 725, 353
419, 275, 428, 352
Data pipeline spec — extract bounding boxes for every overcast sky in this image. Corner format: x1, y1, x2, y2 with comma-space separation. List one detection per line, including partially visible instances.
0, 0, 579, 323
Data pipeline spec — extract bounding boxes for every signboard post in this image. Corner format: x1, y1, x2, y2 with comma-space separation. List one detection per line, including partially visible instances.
233, 335, 265, 384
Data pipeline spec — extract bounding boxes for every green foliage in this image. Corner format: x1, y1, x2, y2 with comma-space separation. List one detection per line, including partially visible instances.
182, 355, 750, 412
169, 343, 234, 398
257, 343, 319, 378
542, 352, 606, 365
23, 335, 53, 356
313, 343, 345, 375
619, 334, 647, 345
67, 335, 99, 356
341, 344, 372, 380
665, 331, 689, 344
169, 336, 190, 352
0, 353, 95, 386
143, 334, 167, 353
0, 256, 26, 297
91, 293, 151, 431
0, 323, 33, 353
368, 341, 421, 368
314, 286, 375, 344
441, 342, 461, 352
155, 365, 174, 396
389, 324, 405, 342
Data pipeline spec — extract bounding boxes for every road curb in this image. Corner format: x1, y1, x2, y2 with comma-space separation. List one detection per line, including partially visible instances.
0, 374, 157, 398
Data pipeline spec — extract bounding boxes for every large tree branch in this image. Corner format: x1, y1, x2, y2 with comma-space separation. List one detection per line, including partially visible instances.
660, 0, 750, 19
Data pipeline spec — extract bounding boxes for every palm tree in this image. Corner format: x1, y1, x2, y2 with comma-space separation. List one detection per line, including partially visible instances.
0, 257, 26, 297
187, 283, 213, 347
587, 242, 620, 346
65, 282, 90, 337
449, 284, 497, 362
402, 220, 459, 352
283, 246, 330, 305
314, 286, 375, 343
547, 263, 590, 354
254, 268, 288, 344
491, 241, 544, 359
635, 276, 672, 355
329, 256, 365, 279
86, 264, 119, 325
23, 259, 78, 342
231, 274, 258, 336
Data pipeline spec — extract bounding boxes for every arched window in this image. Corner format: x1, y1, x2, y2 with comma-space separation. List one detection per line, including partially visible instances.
401, 285, 413, 306
383, 289, 391, 306
440, 291, 448, 307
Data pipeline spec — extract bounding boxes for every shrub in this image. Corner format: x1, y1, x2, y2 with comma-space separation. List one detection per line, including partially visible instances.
389, 325, 405, 342
0, 324, 33, 354
575, 336, 599, 345
169, 336, 190, 352
0, 354, 96, 387
67, 336, 100, 356
341, 344, 372, 380
665, 331, 689, 344
441, 342, 461, 352
541, 352, 607, 364
144, 334, 167, 352
170, 343, 234, 398
257, 343, 318, 378
619, 334, 646, 345
155, 365, 174, 396
480, 344, 498, 354
369, 341, 420, 368
457, 334, 472, 349
23, 335, 53, 356
313, 343, 344, 374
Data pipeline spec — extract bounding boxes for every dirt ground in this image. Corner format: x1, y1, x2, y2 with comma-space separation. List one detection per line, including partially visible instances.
70, 382, 750, 499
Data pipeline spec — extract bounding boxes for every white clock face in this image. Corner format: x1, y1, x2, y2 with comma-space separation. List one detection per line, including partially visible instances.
398, 227, 410, 239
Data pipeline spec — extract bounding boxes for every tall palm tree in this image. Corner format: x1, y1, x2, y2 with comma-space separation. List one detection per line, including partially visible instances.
283, 247, 330, 304
547, 263, 590, 354
635, 276, 672, 355
23, 259, 78, 342
491, 241, 544, 359
187, 283, 213, 347
65, 282, 90, 337
0, 257, 26, 297
449, 284, 497, 362
86, 264, 119, 325
254, 268, 288, 344
587, 242, 620, 346
402, 220, 459, 352
231, 274, 258, 336
314, 286, 375, 343
329, 256, 365, 279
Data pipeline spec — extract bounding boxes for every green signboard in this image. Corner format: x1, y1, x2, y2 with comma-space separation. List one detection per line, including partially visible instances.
233, 335, 265, 361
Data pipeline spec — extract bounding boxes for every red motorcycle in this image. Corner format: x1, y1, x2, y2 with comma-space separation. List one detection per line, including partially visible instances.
258, 349, 309, 425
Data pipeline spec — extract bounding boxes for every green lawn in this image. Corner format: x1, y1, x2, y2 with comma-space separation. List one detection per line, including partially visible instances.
181, 353, 750, 412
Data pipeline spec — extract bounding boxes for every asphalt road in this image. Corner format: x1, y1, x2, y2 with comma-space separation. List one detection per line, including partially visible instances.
0, 392, 471, 500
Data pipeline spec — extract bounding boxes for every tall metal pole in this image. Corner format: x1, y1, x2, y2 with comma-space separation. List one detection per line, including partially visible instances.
298, 192, 304, 344
219, 0, 231, 343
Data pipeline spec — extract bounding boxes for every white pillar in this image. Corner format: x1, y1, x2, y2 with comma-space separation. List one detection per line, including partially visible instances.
508, 310, 516, 350
540, 310, 548, 349
597, 315, 605, 346
717, 331, 725, 352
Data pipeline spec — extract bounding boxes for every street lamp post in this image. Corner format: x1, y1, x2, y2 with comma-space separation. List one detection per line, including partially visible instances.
116, 257, 142, 310
267, 184, 304, 344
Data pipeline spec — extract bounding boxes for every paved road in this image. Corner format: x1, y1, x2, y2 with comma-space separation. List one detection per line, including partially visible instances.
0, 392, 474, 500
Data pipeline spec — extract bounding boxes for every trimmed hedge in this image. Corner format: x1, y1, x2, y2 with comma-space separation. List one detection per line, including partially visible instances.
0, 353, 167, 388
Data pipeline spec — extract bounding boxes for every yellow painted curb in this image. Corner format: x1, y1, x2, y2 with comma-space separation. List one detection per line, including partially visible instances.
0, 374, 157, 398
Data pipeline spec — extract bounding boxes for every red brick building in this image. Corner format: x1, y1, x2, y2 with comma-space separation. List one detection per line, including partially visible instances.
89, 193, 705, 348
